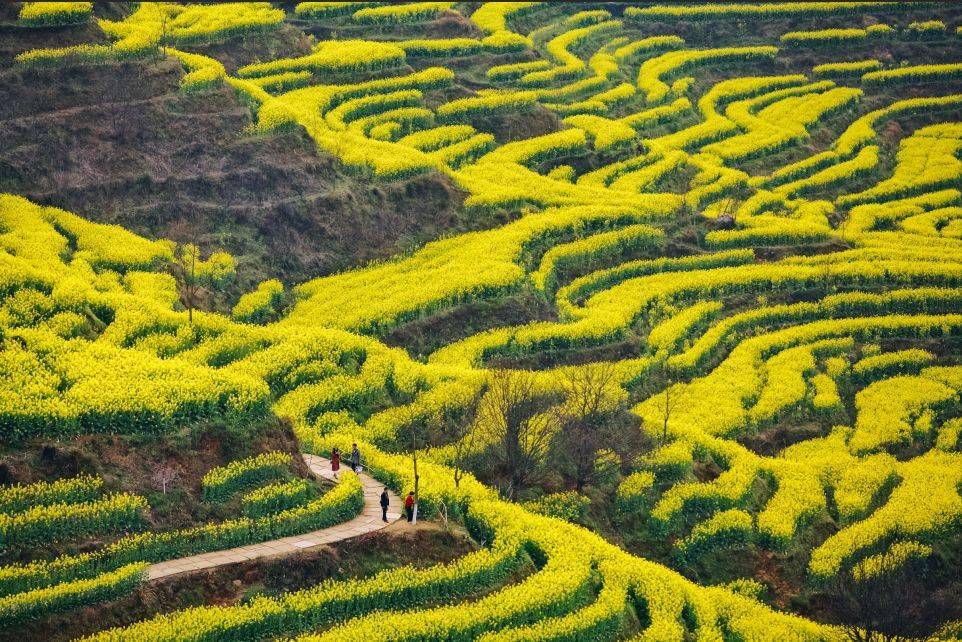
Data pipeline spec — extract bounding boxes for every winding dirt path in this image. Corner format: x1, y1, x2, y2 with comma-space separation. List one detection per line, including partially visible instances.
147, 454, 402, 581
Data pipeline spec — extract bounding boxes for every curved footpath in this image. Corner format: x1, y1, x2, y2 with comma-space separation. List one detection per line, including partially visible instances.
147, 454, 403, 580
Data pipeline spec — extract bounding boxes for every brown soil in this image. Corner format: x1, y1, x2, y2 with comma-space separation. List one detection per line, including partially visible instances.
739, 422, 827, 457
189, 24, 315, 74
754, 549, 801, 609
486, 336, 646, 370
0, 56, 470, 292
383, 290, 558, 359
0, 17, 480, 296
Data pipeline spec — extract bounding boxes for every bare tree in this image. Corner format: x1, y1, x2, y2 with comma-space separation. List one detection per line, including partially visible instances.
399, 388, 485, 523
168, 243, 235, 324
476, 370, 555, 499
552, 364, 621, 491
173, 243, 201, 324
830, 549, 947, 642
410, 433, 421, 524
652, 360, 679, 443
713, 184, 751, 230
159, 8, 169, 56
102, 69, 137, 143
657, 386, 677, 443
718, 195, 740, 221
437, 386, 486, 490
449, 419, 475, 491
398, 414, 443, 525
151, 464, 179, 495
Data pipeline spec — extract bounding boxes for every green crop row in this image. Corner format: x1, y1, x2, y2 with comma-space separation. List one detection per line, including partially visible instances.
0, 494, 147, 549
0, 563, 146, 627
201, 452, 292, 503
17, 2, 92, 27
0, 475, 103, 515
242, 479, 316, 519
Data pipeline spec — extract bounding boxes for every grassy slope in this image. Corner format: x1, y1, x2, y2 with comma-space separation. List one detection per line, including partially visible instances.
0, 19, 470, 296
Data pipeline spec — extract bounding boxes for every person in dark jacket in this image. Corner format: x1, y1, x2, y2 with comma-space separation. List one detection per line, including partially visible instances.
350, 443, 360, 472
380, 487, 390, 522
404, 491, 415, 523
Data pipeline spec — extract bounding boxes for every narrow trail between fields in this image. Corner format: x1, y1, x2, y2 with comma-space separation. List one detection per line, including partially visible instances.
147, 454, 403, 581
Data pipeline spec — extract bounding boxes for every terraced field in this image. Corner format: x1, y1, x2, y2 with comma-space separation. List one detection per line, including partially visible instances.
2, 2, 962, 640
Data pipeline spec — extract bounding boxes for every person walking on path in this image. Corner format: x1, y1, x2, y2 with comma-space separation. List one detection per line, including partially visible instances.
404, 491, 415, 523
380, 487, 390, 522
331, 448, 340, 479
350, 443, 360, 472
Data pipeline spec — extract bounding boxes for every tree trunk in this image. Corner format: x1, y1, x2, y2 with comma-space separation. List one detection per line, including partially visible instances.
662, 388, 671, 442
511, 464, 525, 499
412, 448, 419, 525
187, 250, 196, 325
576, 450, 588, 492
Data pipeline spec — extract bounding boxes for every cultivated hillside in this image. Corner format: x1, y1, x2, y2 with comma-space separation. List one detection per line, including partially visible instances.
1, 2, 962, 641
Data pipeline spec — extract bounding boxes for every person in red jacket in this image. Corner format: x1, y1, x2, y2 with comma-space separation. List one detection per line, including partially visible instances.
331, 448, 340, 479
404, 491, 415, 523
